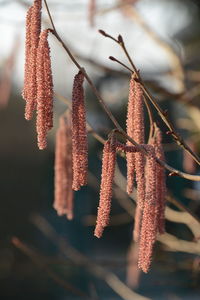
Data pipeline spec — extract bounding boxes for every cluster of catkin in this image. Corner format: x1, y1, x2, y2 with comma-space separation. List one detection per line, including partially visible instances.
94, 74, 166, 273
23, 1, 166, 273
53, 71, 88, 218
22, 0, 53, 150
23, 1, 88, 217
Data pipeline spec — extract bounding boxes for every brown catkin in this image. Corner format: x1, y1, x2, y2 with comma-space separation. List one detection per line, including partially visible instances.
22, 6, 33, 102
42, 31, 54, 131
36, 29, 53, 150
153, 127, 166, 234
94, 137, 116, 238
54, 112, 74, 220
126, 75, 145, 208
138, 145, 157, 273
134, 80, 145, 209
72, 71, 88, 191
126, 75, 136, 194
23, 0, 42, 120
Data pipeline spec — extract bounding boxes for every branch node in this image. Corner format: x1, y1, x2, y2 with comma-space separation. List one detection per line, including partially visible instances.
169, 171, 179, 177
166, 130, 173, 136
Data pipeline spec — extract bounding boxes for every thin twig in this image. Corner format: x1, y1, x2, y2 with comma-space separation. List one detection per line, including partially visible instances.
55, 93, 105, 145
43, 0, 200, 177
109, 56, 155, 140
101, 31, 200, 166
114, 163, 200, 224
98, 1, 184, 90
55, 93, 200, 182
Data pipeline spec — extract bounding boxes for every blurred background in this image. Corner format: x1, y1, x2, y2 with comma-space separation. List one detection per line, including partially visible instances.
0, 0, 200, 299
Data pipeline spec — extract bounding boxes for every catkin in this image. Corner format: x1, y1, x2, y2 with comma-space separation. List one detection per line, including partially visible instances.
22, 6, 33, 102
36, 29, 53, 150
54, 113, 74, 220
153, 127, 166, 234
138, 145, 157, 273
23, 0, 42, 120
126, 75, 136, 194
94, 137, 116, 238
72, 71, 88, 190
134, 80, 145, 209
126, 75, 145, 208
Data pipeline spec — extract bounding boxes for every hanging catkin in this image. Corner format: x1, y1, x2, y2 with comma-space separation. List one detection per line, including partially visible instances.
126, 75, 136, 195
153, 127, 166, 234
54, 112, 74, 220
23, 0, 42, 120
36, 29, 53, 150
126, 74, 145, 208
94, 137, 116, 238
138, 145, 157, 273
72, 71, 88, 190
134, 79, 145, 209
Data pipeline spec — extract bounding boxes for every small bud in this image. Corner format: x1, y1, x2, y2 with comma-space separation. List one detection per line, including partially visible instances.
109, 56, 116, 61
118, 34, 124, 44
98, 29, 107, 36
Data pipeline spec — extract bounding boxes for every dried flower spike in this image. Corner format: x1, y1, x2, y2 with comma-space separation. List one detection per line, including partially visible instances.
22, 6, 33, 102
153, 127, 167, 234
36, 29, 53, 150
134, 79, 145, 209
126, 74, 145, 208
126, 75, 136, 194
94, 137, 116, 238
23, 0, 42, 120
72, 71, 88, 190
138, 145, 157, 273
54, 112, 74, 220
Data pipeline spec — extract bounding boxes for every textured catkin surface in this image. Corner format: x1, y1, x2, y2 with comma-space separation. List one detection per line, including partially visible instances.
126, 75, 136, 195
36, 29, 53, 150
54, 113, 74, 220
94, 138, 116, 238
23, 0, 42, 120
72, 71, 88, 191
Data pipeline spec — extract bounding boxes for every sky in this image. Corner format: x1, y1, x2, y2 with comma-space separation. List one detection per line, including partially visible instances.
0, 0, 198, 93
